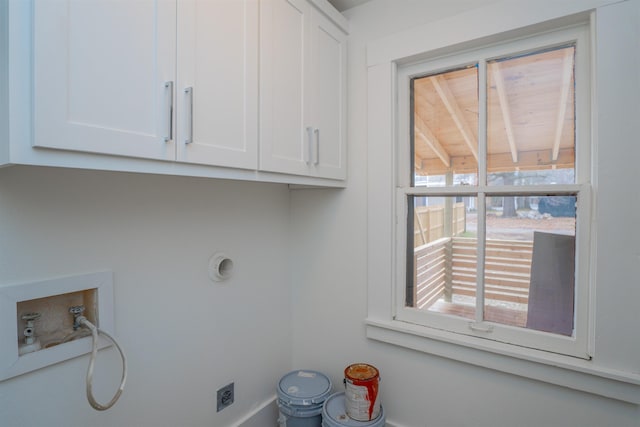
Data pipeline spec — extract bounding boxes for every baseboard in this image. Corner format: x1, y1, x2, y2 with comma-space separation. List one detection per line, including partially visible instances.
233, 395, 279, 427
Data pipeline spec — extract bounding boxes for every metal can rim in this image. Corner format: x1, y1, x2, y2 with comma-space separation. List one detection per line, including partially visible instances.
344, 363, 379, 382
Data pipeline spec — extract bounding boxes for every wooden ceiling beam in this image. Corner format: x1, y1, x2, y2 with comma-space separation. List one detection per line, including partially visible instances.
419, 155, 477, 176
414, 114, 451, 168
429, 75, 479, 161
552, 49, 574, 162
490, 62, 518, 163
416, 148, 574, 176
489, 147, 574, 172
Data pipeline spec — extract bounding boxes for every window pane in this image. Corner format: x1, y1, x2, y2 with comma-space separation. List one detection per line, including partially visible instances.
483, 195, 576, 335
408, 196, 478, 321
487, 46, 575, 185
412, 66, 478, 186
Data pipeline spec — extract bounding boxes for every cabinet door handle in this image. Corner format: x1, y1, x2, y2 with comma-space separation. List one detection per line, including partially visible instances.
163, 81, 174, 142
313, 128, 320, 165
184, 87, 193, 144
305, 126, 314, 165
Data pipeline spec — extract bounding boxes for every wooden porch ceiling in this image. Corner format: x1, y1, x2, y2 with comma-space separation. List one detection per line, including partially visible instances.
413, 46, 576, 176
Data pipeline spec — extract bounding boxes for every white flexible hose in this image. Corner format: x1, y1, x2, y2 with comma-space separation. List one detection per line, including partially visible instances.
78, 317, 127, 411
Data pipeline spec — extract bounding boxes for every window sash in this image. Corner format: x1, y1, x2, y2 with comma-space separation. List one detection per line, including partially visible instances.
397, 25, 591, 187
396, 186, 590, 358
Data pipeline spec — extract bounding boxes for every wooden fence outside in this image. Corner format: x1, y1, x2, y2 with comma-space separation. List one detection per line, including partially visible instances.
413, 203, 466, 247
413, 237, 449, 309
413, 237, 533, 310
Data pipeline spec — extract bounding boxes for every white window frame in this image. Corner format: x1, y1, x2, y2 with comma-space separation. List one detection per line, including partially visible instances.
395, 26, 591, 359
365, 0, 640, 404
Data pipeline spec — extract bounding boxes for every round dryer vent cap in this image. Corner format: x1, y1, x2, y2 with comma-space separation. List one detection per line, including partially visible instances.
209, 253, 234, 282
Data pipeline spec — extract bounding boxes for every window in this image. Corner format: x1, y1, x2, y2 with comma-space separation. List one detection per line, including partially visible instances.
395, 26, 591, 358
366, 0, 640, 404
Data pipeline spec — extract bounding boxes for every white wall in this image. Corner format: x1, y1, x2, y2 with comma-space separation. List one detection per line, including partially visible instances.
0, 166, 292, 427
290, 0, 640, 426
1, 1, 639, 426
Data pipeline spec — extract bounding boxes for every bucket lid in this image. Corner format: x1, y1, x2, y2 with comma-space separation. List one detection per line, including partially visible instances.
322, 392, 385, 427
277, 370, 332, 406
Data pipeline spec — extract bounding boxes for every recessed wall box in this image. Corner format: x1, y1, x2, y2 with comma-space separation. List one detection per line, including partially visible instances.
0, 271, 114, 381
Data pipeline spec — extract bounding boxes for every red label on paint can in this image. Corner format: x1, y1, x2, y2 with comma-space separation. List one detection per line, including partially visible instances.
344, 363, 380, 421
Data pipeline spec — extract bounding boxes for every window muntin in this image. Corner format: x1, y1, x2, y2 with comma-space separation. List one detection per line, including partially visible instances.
399, 31, 589, 358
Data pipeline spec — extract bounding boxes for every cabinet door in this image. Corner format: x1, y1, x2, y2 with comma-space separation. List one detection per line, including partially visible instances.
33, 0, 176, 160
308, 10, 347, 180
176, 0, 258, 170
259, 0, 313, 176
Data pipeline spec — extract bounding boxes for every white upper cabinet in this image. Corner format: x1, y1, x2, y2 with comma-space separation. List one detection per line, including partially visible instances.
260, 0, 308, 177
260, 0, 347, 180
33, 0, 177, 161
309, 10, 347, 179
3, 0, 346, 186
33, 0, 258, 170
176, 0, 258, 169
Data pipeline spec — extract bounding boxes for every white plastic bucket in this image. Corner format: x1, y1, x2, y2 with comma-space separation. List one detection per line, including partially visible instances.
277, 370, 332, 427
322, 392, 385, 427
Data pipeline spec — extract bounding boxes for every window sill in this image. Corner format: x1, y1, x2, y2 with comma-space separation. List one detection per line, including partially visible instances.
366, 318, 640, 404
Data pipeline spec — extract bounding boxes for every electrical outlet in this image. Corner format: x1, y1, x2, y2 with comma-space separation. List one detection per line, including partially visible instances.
216, 382, 234, 412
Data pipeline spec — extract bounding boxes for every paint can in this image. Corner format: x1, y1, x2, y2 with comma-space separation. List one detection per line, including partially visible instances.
322, 392, 385, 427
343, 364, 381, 422
277, 370, 333, 427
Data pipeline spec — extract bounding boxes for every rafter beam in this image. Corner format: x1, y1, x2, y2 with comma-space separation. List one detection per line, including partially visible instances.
490, 62, 518, 163
417, 148, 575, 176
414, 114, 451, 168
552, 49, 574, 163
429, 75, 478, 161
